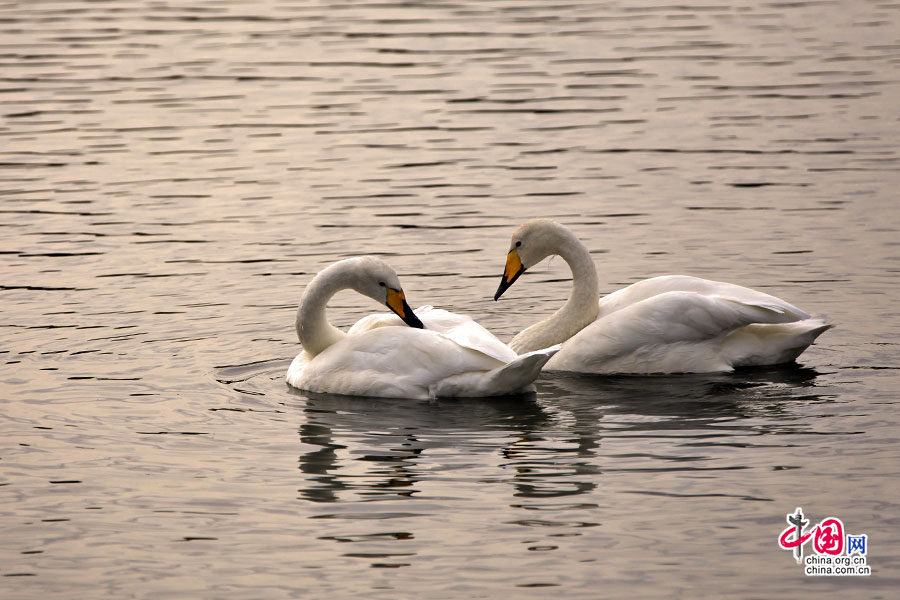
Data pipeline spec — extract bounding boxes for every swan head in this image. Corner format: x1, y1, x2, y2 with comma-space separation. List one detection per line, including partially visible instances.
494, 219, 568, 301
341, 256, 424, 329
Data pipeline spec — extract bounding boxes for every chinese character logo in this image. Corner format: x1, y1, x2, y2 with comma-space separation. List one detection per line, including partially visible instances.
778, 507, 811, 563
813, 518, 844, 555
847, 535, 867, 556
777, 507, 870, 576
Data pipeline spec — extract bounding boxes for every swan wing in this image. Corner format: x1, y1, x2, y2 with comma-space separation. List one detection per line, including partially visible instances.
431, 345, 561, 397
599, 290, 800, 343
290, 326, 513, 399
420, 307, 519, 363
598, 275, 811, 321
349, 305, 517, 363
550, 290, 805, 373
345, 311, 413, 335
723, 319, 833, 367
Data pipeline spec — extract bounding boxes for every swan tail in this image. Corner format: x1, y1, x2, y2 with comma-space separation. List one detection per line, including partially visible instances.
488, 344, 562, 389
724, 318, 834, 367
431, 345, 561, 398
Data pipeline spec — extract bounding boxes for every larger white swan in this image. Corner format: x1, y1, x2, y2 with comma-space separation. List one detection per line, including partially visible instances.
286, 256, 559, 399
493, 219, 832, 374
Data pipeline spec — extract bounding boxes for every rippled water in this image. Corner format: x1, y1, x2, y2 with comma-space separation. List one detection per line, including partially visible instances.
2, 0, 899, 597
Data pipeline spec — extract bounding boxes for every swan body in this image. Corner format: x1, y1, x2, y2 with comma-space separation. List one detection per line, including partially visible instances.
287, 257, 559, 399
494, 219, 832, 374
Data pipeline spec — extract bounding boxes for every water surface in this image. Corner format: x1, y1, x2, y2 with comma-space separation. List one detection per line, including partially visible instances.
2, 1, 899, 597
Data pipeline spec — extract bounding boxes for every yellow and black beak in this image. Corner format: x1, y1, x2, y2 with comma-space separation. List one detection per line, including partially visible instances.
494, 248, 526, 301
386, 287, 424, 329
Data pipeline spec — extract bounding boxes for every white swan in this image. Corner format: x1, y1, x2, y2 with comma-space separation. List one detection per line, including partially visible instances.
493, 219, 832, 374
286, 256, 559, 399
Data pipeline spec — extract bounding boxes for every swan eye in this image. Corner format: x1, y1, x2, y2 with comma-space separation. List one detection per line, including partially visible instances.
378, 281, 386, 287
515, 241, 522, 248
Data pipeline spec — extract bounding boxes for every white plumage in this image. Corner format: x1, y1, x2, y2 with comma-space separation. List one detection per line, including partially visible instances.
286, 257, 558, 399
494, 219, 832, 374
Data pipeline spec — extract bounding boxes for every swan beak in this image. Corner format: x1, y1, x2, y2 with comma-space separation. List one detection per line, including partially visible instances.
386, 288, 424, 329
494, 248, 526, 301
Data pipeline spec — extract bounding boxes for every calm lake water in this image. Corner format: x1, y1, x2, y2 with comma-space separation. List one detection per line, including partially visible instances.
2, 0, 899, 597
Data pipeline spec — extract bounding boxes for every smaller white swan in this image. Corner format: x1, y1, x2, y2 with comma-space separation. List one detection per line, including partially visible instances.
493, 219, 832, 374
287, 256, 559, 399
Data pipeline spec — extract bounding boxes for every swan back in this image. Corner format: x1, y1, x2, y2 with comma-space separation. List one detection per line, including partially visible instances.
597, 275, 811, 321
546, 290, 818, 374
350, 306, 518, 363
290, 323, 558, 399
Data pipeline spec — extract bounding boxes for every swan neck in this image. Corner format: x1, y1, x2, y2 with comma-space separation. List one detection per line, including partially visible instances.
549, 234, 600, 335
558, 234, 600, 309
295, 266, 348, 357
511, 230, 600, 353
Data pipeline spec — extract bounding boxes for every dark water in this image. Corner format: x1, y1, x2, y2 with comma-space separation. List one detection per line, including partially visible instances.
2, 0, 899, 597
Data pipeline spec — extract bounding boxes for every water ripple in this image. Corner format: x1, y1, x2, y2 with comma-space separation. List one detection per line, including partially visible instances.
2, 0, 899, 597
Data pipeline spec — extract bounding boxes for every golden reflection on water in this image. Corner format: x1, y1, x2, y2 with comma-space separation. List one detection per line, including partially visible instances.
2, 0, 899, 597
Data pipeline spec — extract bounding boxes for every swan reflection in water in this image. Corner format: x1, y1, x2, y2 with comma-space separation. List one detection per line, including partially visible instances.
537, 364, 828, 421
291, 389, 551, 504
287, 363, 828, 505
